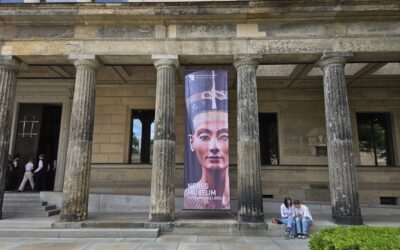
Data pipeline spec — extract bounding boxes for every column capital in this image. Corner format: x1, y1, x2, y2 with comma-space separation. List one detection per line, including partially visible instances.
317, 51, 353, 69
68, 54, 102, 70
233, 54, 262, 69
0, 55, 21, 72
152, 54, 179, 69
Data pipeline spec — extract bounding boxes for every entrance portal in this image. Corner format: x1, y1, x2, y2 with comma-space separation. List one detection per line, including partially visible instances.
13, 104, 62, 191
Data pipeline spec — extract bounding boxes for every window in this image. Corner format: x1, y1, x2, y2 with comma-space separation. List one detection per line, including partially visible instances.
259, 113, 279, 165
130, 110, 155, 164
356, 113, 394, 166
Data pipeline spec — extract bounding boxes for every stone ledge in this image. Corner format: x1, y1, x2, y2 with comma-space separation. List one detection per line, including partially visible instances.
144, 221, 174, 232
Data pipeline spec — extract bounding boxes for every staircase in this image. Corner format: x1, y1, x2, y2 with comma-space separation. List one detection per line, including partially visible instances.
2, 192, 60, 217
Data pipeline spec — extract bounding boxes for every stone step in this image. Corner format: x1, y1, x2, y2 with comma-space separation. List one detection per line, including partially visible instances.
4, 209, 60, 217
3, 201, 48, 206
3, 198, 44, 204
168, 219, 266, 236
4, 193, 40, 198
265, 222, 333, 237
174, 219, 238, 228
3, 205, 57, 212
4, 195, 41, 199
0, 221, 54, 229
82, 221, 145, 228
0, 228, 159, 238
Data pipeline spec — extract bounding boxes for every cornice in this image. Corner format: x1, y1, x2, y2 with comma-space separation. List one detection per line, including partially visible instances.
0, 1, 399, 25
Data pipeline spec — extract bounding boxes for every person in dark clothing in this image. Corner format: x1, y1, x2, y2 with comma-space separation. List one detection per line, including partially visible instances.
5, 155, 13, 191
7, 155, 20, 191
34, 154, 47, 191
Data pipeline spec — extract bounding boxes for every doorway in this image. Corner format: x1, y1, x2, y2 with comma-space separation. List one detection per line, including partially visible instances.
13, 103, 62, 191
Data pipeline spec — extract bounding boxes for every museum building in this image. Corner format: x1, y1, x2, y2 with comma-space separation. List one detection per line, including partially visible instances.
0, 0, 399, 226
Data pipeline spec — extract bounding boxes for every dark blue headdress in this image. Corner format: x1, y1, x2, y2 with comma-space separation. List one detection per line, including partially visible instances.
185, 70, 228, 130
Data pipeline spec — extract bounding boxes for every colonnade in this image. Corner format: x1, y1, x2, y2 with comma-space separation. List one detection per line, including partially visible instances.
0, 53, 362, 226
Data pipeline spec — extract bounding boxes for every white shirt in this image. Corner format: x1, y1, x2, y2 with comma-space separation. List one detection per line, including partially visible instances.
25, 162, 34, 172
280, 203, 294, 218
294, 204, 313, 221
34, 159, 43, 173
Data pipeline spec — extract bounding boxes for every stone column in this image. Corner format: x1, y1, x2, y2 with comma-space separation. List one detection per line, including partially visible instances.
148, 55, 178, 226
60, 55, 101, 222
318, 52, 363, 225
0, 56, 20, 219
234, 55, 264, 224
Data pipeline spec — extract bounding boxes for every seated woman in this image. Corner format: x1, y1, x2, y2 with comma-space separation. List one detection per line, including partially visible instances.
280, 196, 295, 238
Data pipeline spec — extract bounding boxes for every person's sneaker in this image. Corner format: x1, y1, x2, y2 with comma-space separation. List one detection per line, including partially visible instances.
297, 234, 302, 239
289, 234, 295, 239
302, 235, 308, 239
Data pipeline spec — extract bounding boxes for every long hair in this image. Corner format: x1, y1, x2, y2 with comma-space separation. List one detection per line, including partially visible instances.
283, 196, 292, 209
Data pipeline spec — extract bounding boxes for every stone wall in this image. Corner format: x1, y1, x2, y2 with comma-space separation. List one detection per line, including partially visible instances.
91, 85, 400, 166
88, 164, 400, 206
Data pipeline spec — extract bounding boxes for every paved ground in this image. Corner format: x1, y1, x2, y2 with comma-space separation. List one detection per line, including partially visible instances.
0, 235, 309, 250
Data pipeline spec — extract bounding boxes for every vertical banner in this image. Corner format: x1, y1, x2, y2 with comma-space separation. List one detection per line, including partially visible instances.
184, 70, 230, 210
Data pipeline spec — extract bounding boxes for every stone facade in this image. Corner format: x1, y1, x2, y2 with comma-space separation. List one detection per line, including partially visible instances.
1, 0, 399, 225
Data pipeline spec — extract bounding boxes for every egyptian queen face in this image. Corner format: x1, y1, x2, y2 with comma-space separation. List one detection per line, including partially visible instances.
186, 70, 229, 171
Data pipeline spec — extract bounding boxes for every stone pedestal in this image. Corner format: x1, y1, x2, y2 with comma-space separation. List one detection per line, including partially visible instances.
234, 55, 264, 223
318, 52, 363, 225
0, 56, 20, 219
60, 56, 100, 222
149, 55, 178, 223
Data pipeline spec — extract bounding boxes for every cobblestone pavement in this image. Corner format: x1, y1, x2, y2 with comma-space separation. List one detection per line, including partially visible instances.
0, 235, 310, 250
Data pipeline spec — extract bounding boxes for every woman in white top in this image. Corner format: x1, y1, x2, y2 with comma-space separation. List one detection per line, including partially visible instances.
280, 196, 295, 237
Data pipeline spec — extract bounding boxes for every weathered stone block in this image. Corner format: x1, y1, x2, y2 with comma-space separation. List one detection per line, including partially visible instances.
95, 97, 122, 105
97, 25, 155, 39
94, 114, 112, 124
111, 114, 126, 124
100, 144, 124, 153
108, 153, 124, 163
176, 24, 236, 38
110, 134, 125, 143
102, 105, 127, 115
101, 124, 125, 134
92, 153, 109, 163
93, 134, 110, 143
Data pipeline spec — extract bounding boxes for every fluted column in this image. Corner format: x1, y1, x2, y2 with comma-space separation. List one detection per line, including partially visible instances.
0, 56, 20, 219
318, 52, 362, 225
234, 55, 264, 223
60, 55, 101, 222
149, 55, 178, 223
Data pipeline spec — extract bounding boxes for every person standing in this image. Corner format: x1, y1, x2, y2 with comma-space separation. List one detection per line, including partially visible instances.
294, 200, 313, 239
34, 154, 46, 191
9, 155, 20, 191
5, 155, 13, 191
18, 158, 35, 192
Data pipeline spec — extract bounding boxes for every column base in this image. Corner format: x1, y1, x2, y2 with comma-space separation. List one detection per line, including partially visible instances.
147, 213, 175, 232
60, 213, 87, 223
52, 221, 84, 229
149, 213, 174, 222
144, 221, 174, 232
238, 213, 264, 223
238, 221, 268, 231
333, 215, 363, 225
